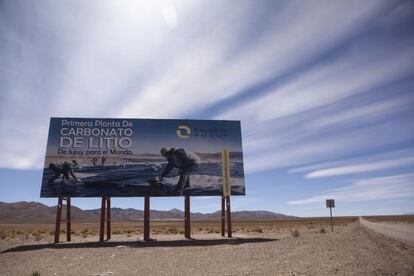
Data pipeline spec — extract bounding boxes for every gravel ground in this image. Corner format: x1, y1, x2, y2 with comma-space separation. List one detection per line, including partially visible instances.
1, 222, 414, 275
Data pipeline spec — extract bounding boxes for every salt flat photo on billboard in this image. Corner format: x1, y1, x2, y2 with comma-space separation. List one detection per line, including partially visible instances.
40, 118, 245, 197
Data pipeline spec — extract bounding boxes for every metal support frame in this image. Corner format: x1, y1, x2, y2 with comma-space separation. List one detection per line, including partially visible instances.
54, 196, 71, 243
221, 196, 225, 237
144, 196, 150, 241
99, 195, 111, 242
107, 196, 111, 240
226, 196, 232, 238
66, 196, 71, 241
184, 195, 191, 239
53, 193, 232, 243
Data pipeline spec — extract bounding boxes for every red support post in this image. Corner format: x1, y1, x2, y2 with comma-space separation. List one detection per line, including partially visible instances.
99, 196, 106, 242
144, 196, 150, 241
221, 196, 225, 237
184, 195, 191, 239
226, 196, 232, 238
106, 196, 111, 240
66, 196, 71, 242
54, 197, 63, 243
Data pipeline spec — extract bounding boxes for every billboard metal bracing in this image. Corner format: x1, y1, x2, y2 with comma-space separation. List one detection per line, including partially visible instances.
40, 118, 245, 197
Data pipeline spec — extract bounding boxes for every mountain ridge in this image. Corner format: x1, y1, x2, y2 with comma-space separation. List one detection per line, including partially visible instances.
0, 201, 297, 223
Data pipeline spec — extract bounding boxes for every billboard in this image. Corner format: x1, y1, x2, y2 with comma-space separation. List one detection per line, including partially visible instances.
40, 118, 245, 197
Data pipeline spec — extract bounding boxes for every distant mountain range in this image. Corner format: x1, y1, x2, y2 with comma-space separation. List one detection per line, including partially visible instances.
0, 201, 296, 224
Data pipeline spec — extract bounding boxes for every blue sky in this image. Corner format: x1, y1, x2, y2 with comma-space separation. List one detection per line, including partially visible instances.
1, 0, 414, 216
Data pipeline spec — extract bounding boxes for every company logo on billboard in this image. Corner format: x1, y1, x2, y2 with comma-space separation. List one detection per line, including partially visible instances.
176, 125, 229, 139
177, 125, 191, 139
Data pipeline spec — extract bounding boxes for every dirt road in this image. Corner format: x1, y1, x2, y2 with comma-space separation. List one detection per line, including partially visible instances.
1, 222, 414, 275
360, 217, 414, 246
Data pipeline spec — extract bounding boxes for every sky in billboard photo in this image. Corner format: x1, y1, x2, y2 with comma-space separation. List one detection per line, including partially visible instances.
0, 0, 414, 217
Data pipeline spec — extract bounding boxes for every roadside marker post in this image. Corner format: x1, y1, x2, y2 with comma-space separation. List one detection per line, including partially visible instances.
326, 199, 335, 232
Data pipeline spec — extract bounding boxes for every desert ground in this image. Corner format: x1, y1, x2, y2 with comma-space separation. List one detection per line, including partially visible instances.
1, 217, 414, 275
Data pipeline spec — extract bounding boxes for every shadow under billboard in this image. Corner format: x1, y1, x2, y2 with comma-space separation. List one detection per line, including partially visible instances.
40, 118, 245, 197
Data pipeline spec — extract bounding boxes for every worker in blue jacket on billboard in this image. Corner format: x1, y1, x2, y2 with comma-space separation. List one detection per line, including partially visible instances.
158, 147, 200, 195
47, 160, 79, 185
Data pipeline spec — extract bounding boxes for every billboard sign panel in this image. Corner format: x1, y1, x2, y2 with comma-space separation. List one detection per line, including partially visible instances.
40, 118, 245, 197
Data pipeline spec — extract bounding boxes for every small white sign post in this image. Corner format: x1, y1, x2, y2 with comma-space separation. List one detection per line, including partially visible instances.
326, 199, 335, 232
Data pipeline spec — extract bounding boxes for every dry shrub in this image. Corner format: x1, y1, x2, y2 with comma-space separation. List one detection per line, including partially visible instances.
291, 230, 300, 238
31, 271, 40, 276
251, 227, 263, 233
320, 228, 326, 234
178, 229, 184, 235
167, 227, 178, 234
206, 228, 214, 233
80, 228, 90, 238
152, 229, 162, 234
113, 229, 122, 235
34, 233, 42, 241
0, 229, 7, 240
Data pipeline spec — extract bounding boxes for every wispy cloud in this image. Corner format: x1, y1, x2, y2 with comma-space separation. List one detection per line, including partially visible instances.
288, 173, 414, 205
244, 118, 414, 173
1, 0, 413, 175
119, 1, 389, 118
290, 148, 414, 173
305, 93, 414, 131
306, 156, 414, 178
217, 38, 414, 124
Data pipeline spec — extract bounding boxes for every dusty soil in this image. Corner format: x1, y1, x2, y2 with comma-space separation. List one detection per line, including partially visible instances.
360, 217, 414, 246
362, 215, 414, 224
0, 221, 413, 275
